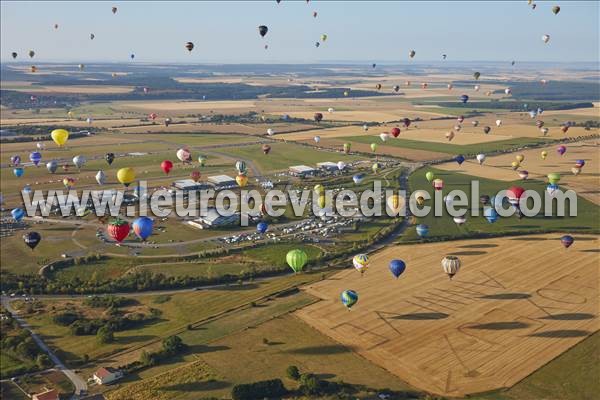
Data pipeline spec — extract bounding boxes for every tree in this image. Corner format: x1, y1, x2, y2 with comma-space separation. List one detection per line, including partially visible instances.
36, 354, 52, 369
162, 335, 184, 354
300, 373, 321, 396
139, 350, 155, 367
96, 325, 114, 344
286, 365, 300, 381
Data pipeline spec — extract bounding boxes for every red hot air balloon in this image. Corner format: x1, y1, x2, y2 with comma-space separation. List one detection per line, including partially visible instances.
107, 218, 130, 243
190, 170, 201, 182
161, 160, 173, 174
149, 113, 158, 121
390, 127, 400, 138
507, 186, 525, 206
314, 112, 323, 123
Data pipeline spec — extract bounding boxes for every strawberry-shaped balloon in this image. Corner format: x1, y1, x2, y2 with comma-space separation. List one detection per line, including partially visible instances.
107, 218, 130, 243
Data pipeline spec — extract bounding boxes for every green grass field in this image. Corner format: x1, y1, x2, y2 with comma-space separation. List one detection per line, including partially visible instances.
402, 167, 600, 241
343, 135, 554, 157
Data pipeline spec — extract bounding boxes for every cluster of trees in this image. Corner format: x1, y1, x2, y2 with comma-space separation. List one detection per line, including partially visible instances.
0, 320, 52, 378
231, 379, 287, 400
429, 100, 594, 111
0, 125, 100, 144
138, 335, 186, 368
574, 120, 600, 129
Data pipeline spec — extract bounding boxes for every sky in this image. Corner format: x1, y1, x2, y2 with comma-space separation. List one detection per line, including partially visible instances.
1, 1, 599, 64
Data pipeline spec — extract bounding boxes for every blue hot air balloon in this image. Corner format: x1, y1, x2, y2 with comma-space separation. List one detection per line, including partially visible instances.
13, 167, 24, 178
389, 259, 406, 279
341, 290, 358, 309
29, 151, 42, 166
483, 207, 499, 223
11, 208, 25, 222
23, 185, 32, 195
257, 221, 268, 234
560, 235, 574, 249
10, 155, 21, 166
455, 155, 465, 165
460, 94, 469, 104
132, 217, 153, 241
353, 174, 365, 184
416, 224, 429, 238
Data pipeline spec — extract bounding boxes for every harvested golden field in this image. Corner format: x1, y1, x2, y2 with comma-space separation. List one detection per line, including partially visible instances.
435, 139, 600, 205
543, 105, 600, 117
7, 85, 135, 94
296, 234, 600, 397
115, 100, 257, 112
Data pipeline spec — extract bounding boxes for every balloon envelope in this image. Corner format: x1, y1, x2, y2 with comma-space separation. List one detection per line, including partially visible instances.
257, 222, 268, 234
389, 259, 406, 279
341, 290, 358, 309
132, 217, 153, 241
23, 231, 41, 250
286, 249, 308, 273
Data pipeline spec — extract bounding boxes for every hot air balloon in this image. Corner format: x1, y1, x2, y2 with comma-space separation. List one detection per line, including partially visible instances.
185, 42, 194, 52
425, 171, 435, 182
198, 155, 207, 166
455, 155, 465, 165
389, 259, 406, 279
393, 85, 400, 92
482, 126, 491, 134
13, 168, 24, 178
561, 125, 569, 133
541, 127, 549, 135
314, 184, 324, 195
94, 170, 106, 185
433, 178, 444, 191
90, 33, 95, 40
148, 112, 158, 121
10, 155, 21, 166
484, 207, 499, 223
314, 136, 321, 143
130, 53, 135, 60
353, 254, 369, 275
266, 128, 275, 136
460, 94, 469, 104
473, 71, 481, 80
414, 190, 427, 206
379, 133, 389, 142
454, 216, 467, 225
28, 50, 35, 58
515, 154, 525, 163
190, 170, 201, 182
547, 172, 561, 184
11, 52, 17, 59
117, 168, 135, 187
387, 194, 403, 215
474, 85, 480, 92
457, 115, 465, 124
352, 174, 364, 184
257, 221, 268, 234
11, 208, 25, 222
262, 144, 271, 154
258, 25, 269, 38
557, 145, 566, 156
541, 150, 548, 159
62, 177, 75, 189
314, 112, 323, 123
341, 290, 358, 309
480, 194, 490, 206
504, 88, 512, 95
46, 160, 58, 174
409, 50, 416, 58
320, 34, 327, 42
442, 256, 461, 279
536, 120, 545, 129
30, 66, 37, 73
571, 167, 581, 176
370, 143, 378, 152
496, 120, 502, 127
547, 183, 559, 197
416, 224, 429, 238
105, 153, 115, 165
343, 143, 351, 154
518, 170, 529, 180
454, 125, 462, 132
24, 187, 34, 197
476, 154, 486, 165
161, 160, 173, 174
107, 218, 130, 243
542, 34, 550, 43
372, 163, 380, 173
29, 151, 42, 166
286, 249, 308, 273
132, 217, 153, 241
112, 6, 117, 14
235, 160, 247, 174
376, 83, 382, 90
421, 83, 428, 89
51, 129, 69, 147
560, 235, 574, 248
72, 155, 86, 169
86, 117, 93, 125
575, 160, 585, 168
445, 131, 455, 142
176, 148, 192, 163
507, 186, 525, 206
315, 41, 321, 48
447, 84, 453, 90
390, 127, 400, 137
23, 232, 41, 250
236, 174, 248, 187
337, 161, 346, 171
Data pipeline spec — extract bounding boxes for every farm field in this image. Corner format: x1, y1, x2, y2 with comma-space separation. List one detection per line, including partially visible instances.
296, 233, 600, 397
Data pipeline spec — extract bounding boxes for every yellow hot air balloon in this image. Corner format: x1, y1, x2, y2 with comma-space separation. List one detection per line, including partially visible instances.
516, 154, 525, 163
51, 129, 69, 147
511, 161, 520, 170
318, 194, 326, 208
386, 194, 405, 216
236, 174, 248, 187
314, 184, 324, 195
117, 167, 135, 187
541, 151, 548, 160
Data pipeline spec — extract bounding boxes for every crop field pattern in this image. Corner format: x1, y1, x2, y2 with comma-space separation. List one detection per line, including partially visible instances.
296, 234, 600, 397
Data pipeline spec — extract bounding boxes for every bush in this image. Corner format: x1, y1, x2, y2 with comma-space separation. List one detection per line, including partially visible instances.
96, 325, 114, 344
36, 354, 52, 369
286, 365, 300, 381
52, 311, 80, 326
231, 379, 287, 400
300, 373, 321, 395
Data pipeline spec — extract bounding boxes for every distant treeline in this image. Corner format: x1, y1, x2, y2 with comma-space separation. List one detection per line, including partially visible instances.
452, 80, 600, 101
0, 125, 103, 143
428, 100, 594, 111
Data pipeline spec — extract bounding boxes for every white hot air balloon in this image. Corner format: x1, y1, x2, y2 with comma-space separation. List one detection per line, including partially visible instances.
95, 170, 106, 185
453, 216, 467, 225
474, 85, 480, 91
86, 117, 93, 124
363, 124, 369, 131
476, 153, 486, 165
267, 128, 274, 136
314, 135, 321, 143
380, 133, 389, 142
441, 256, 461, 279
337, 161, 346, 171
328, 107, 334, 113
73, 155, 86, 169
542, 34, 550, 43
36, 142, 45, 150
496, 119, 502, 127
504, 87, 512, 95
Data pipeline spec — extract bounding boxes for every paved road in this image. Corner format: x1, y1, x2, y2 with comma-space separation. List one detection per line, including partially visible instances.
1, 297, 88, 398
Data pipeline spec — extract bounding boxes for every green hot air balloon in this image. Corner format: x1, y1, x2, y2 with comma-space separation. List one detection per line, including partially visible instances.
473, 71, 481, 80
425, 171, 435, 182
370, 143, 378, 152
343, 143, 351, 154
198, 155, 207, 167
547, 172, 561, 184
286, 249, 308, 273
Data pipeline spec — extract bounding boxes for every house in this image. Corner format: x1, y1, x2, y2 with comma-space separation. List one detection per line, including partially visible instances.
316, 161, 339, 172
289, 165, 317, 177
93, 367, 123, 385
32, 389, 59, 400
172, 179, 211, 191
207, 175, 237, 189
